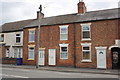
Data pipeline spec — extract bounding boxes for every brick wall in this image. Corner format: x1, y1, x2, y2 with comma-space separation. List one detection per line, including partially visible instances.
2, 58, 16, 64
23, 19, 118, 69
75, 20, 118, 69
23, 27, 38, 65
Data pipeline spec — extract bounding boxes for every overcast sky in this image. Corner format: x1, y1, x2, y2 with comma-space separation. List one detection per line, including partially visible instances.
0, 0, 119, 25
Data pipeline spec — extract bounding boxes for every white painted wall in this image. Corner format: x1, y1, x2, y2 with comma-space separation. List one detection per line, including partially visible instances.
4, 31, 23, 58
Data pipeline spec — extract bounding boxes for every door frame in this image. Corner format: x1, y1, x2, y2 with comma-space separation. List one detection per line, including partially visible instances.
48, 49, 56, 65
95, 47, 107, 69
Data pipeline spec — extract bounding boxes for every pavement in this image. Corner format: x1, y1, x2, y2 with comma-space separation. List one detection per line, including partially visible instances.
1, 64, 120, 75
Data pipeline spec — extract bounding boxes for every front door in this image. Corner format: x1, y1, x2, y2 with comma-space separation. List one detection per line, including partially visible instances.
48, 49, 56, 65
112, 51, 119, 69
96, 47, 107, 69
38, 50, 45, 66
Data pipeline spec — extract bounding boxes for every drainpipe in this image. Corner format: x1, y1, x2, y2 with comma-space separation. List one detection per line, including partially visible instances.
73, 23, 76, 68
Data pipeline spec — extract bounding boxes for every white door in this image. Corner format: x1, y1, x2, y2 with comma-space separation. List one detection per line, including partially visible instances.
49, 49, 56, 65
96, 47, 107, 69
38, 50, 45, 65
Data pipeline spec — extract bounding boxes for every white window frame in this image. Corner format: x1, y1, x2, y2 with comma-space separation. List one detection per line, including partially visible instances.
59, 25, 68, 40
28, 47, 34, 60
16, 34, 21, 43
81, 43, 92, 62
5, 48, 9, 57
81, 23, 91, 41
59, 44, 69, 59
13, 47, 22, 58
28, 30, 35, 42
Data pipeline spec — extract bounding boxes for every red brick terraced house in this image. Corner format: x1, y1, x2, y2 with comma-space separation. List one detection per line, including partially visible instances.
22, 1, 120, 69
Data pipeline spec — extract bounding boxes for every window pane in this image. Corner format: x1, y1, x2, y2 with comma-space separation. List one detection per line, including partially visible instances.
18, 48, 22, 58
29, 31, 35, 42
83, 25, 90, 31
61, 47, 67, 52
0, 34, 4, 42
16, 37, 20, 43
61, 52, 68, 58
60, 47, 68, 59
28, 48, 34, 59
60, 34, 67, 40
83, 47, 90, 50
14, 48, 18, 58
83, 51, 90, 60
61, 28, 67, 34
83, 31, 90, 38
6, 48, 9, 57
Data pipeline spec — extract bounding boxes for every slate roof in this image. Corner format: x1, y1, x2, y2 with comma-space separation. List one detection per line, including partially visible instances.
1, 19, 35, 32
25, 8, 119, 28
1, 8, 119, 32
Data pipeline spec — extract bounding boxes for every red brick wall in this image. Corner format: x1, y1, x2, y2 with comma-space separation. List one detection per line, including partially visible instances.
1, 44, 5, 58
23, 27, 38, 65
118, 20, 120, 39
2, 58, 16, 64
23, 19, 118, 69
40, 24, 75, 67
75, 20, 118, 69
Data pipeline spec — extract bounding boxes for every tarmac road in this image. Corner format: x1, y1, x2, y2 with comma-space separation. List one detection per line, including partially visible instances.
1, 67, 119, 78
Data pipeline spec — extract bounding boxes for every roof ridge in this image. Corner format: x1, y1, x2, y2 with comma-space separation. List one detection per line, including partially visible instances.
42, 8, 118, 20
86, 8, 119, 13
3, 19, 36, 25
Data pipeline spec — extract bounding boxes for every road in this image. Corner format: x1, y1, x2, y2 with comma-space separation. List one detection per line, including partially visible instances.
1, 67, 119, 78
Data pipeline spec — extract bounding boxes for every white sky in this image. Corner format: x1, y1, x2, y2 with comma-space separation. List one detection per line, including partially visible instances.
0, 0, 119, 25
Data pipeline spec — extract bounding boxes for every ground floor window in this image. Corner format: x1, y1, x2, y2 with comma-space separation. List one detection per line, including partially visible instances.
59, 44, 69, 59
5, 48, 9, 57
81, 43, 91, 62
13, 47, 22, 58
28, 47, 34, 60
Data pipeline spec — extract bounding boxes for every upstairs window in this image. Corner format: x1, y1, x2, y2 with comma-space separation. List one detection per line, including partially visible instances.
16, 34, 21, 43
81, 24, 91, 40
0, 34, 4, 42
29, 30, 35, 42
59, 25, 68, 40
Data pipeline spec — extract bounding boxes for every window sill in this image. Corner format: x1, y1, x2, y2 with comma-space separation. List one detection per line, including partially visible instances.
81, 60, 92, 63
60, 58, 68, 60
28, 41, 35, 43
28, 59, 34, 61
15, 43, 21, 45
60, 39, 68, 41
81, 39, 91, 41
0, 42, 5, 44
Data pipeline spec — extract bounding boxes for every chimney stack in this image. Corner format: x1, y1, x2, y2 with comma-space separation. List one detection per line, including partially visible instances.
37, 11, 44, 19
37, 4, 44, 19
77, 0, 87, 14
